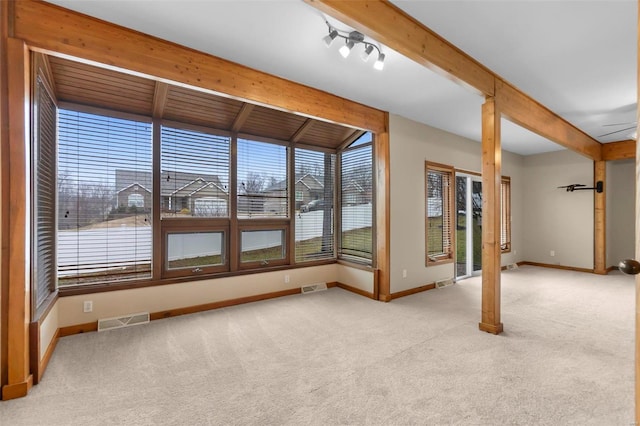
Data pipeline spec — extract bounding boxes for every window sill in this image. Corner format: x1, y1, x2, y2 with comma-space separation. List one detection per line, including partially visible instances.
57, 259, 338, 297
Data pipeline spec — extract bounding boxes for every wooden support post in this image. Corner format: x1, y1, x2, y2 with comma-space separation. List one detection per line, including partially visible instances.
2, 37, 32, 400
593, 161, 607, 274
479, 98, 503, 335
375, 113, 390, 301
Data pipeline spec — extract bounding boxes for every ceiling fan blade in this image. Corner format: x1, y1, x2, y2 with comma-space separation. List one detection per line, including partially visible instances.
598, 126, 637, 138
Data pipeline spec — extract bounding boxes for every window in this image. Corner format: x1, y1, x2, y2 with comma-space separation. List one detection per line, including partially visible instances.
426, 162, 454, 265
33, 75, 57, 308
237, 139, 288, 218
295, 148, 335, 262
161, 125, 230, 218
501, 176, 511, 252
339, 133, 373, 263
57, 109, 153, 286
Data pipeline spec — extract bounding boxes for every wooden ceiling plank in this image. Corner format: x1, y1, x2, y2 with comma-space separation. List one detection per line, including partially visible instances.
231, 103, 255, 133
290, 119, 315, 143
337, 130, 366, 151
152, 81, 169, 119
13, 0, 385, 133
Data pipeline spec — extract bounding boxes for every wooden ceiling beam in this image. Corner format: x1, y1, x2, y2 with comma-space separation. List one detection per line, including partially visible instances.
495, 79, 602, 160
231, 103, 254, 133
290, 119, 314, 143
152, 81, 169, 119
601, 139, 636, 161
337, 130, 366, 151
305, 0, 495, 96
12, 0, 386, 134
307, 0, 603, 160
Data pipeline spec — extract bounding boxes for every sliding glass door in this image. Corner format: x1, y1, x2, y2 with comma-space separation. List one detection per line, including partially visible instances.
456, 173, 482, 280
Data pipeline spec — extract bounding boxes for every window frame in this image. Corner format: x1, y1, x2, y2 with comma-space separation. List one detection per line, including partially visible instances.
425, 161, 455, 266
501, 176, 512, 253
237, 220, 290, 270
337, 134, 374, 266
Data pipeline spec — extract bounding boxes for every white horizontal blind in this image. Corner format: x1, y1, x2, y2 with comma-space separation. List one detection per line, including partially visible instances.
34, 76, 57, 307
501, 177, 511, 251
237, 139, 288, 218
340, 137, 373, 262
295, 148, 335, 262
426, 168, 452, 259
58, 109, 153, 286
161, 126, 230, 218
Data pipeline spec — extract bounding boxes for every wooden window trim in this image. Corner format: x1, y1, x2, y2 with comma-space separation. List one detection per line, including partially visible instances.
425, 161, 455, 266
501, 176, 512, 253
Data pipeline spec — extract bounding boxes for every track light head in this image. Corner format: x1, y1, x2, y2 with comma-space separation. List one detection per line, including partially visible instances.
339, 40, 355, 58
361, 44, 374, 61
323, 29, 338, 47
373, 53, 386, 70
322, 23, 386, 70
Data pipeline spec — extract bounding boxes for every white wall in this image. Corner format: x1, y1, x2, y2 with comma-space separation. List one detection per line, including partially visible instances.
607, 159, 636, 267
57, 264, 339, 327
388, 114, 524, 294
522, 150, 594, 269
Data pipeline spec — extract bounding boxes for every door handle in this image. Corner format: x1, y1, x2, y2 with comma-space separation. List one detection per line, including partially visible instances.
618, 259, 640, 275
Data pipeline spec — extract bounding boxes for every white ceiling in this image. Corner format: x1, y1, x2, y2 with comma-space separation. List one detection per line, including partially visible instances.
46, 0, 637, 156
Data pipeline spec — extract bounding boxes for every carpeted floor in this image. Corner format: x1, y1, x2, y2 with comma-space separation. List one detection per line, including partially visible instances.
0, 266, 634, 425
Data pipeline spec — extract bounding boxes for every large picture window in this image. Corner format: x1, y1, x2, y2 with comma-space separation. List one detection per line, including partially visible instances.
425, 162, 454, 265
339, 133, 373, 263
295, 148, 335, 262
58, 109, 153, 286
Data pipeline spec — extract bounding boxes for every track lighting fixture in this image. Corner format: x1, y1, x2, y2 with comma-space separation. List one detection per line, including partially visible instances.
323, 21, 386, 70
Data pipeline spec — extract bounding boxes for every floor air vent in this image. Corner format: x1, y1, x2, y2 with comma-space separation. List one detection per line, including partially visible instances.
301, 283, 328, 294
98, 312, 150, 332
435, 278, 454, 289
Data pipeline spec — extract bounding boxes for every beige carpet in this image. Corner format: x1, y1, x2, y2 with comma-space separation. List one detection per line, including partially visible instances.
0, 266, 634, 425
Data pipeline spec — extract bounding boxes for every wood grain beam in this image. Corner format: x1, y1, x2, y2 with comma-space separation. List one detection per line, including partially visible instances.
375, 113, 390, 301
231, 103, 255, 133
305, 0, 494, 96
307, 0, 603, 161
2, 37, 32, 400
635, 3, 640, 422
0, 0, 10, 392
479, 98, 503, 335
152, 81, 169, 119
13, 0, 385, 133
602, 139, 636, 161
337, 130, 366, 152
290, 119, 314, 144
593, 161, 606, 275
495, 79, 602, 160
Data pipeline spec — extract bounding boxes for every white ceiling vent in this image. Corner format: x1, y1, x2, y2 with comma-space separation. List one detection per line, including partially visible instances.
301, 282, 327, 294
98, 312, 150, 332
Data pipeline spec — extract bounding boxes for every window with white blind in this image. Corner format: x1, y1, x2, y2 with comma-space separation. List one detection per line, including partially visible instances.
57, 109, 153, 286
33, 76, 57, 309
426, 162, 454, 265
161, 125, 230, 218
237, 139, 288, 218
339, 133, 373, 263
501, 176, 511, 252
295, 148, 335, 262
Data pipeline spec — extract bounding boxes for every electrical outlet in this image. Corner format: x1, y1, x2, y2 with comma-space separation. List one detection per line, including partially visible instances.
402, 269, 407, 278
550, 250, 555, 257
284, 274, 290, 284
83, 300, 93, 313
